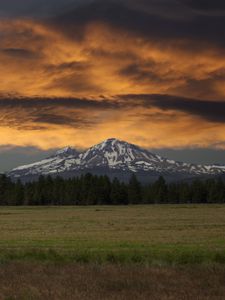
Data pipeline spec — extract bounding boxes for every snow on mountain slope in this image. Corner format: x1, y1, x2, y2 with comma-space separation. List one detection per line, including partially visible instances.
10, 146, 80, 177
55, 146, 79, 157
8, 138, 225, 179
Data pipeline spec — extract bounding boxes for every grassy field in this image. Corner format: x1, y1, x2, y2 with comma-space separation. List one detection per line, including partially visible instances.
1, 205, 225, 299
0, 205, 225, 264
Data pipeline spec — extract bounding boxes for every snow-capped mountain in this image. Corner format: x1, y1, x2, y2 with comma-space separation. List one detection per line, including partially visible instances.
8, 138, 225, 182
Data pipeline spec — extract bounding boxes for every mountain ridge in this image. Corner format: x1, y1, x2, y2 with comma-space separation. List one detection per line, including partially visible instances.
8, 138, 225, 182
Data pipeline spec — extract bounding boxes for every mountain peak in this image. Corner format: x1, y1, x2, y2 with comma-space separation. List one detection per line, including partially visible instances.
55, 146, 78, 157
102, 138, 123, 144
95, 138, 132, 148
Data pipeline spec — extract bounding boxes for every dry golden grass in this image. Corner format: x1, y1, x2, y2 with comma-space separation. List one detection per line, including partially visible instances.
0, 205, 225, 247
0, 263, 225, 300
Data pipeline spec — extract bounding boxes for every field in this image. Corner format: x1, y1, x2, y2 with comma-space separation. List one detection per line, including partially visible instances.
0, 205, 225, 264
1, 205, 225, 299
1, 263, 225, 299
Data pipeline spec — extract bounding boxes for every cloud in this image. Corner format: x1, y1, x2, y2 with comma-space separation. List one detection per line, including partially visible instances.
49, 0, 225, 49
0, 94, 224, 138
0, 1, 224, 151
0, 96, 121, 131
140, 95, 225, 123
184, 0, 225, 11
0, 97, 118, 109
0, 101, 224, 150
33, 113, 93, 127
119, 94, 225, 123
1, 48, 39, 59
0, 0, 85, 18
1, 12, 225, 99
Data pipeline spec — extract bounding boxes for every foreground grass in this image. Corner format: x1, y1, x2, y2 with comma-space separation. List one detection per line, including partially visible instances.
0, 205, 225, 265
0, 263, 225, 300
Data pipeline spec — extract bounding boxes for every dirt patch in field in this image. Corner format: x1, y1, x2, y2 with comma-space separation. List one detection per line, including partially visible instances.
0, 263, 224, 300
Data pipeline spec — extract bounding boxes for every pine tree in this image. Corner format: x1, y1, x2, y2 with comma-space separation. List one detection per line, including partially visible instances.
128, 174, 142, 204
0, 174, 13, 205
215, 178, 225, 203
14, 180, 24, 206
191, 180, 206, 203
152, 176, 168, 203
167, 183, 179, 204
179, 182, 191, 204
111, 178, 128, 205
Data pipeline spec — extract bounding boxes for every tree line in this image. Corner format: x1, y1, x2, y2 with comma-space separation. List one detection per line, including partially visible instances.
0, 173, 224, 205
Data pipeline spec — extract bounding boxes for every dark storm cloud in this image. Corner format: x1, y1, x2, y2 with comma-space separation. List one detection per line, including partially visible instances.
45, 61, 88, 73
33, 113, 93, 127
152, 96, 225, 123
120, 62, 158, 81
43, 61, 101, 94
49, 0, 225, 48
119, 62, 178, 86
0, 97, 118, 109
184, 0, 225, 11
0, 96, 121, 129
1, 95, 224, 128
0, 0, 85, 18
48, 73, 101, 94
118, 94, 225, 123
1, 48, 39, 59
173, 78, 223, 100
2, 0, 225, 49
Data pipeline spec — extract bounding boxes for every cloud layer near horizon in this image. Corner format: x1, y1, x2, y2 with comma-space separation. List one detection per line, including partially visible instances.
0, 0, 225, 150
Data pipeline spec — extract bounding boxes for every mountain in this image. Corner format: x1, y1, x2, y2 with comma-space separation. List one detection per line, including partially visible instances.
8, 138, 225, 182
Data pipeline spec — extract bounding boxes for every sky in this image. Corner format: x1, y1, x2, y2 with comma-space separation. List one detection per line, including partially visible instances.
0, 0, 225, 171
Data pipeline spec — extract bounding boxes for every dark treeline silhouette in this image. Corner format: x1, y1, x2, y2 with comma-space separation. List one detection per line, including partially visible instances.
0, 174, 224, 205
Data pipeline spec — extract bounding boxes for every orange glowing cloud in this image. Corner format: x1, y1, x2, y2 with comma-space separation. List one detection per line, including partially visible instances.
1, 19, 225, 99
0, 15, 225, 150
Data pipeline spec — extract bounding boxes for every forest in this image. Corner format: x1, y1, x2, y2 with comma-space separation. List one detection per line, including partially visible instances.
0, 173, 224, 205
